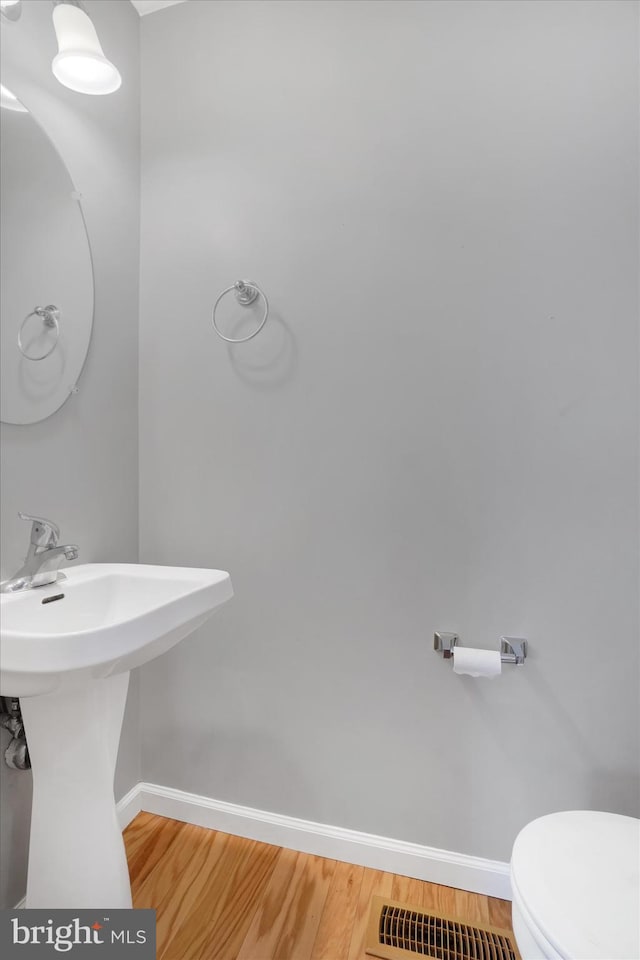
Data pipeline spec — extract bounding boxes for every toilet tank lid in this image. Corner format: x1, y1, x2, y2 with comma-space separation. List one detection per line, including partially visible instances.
511, 811, 640, 960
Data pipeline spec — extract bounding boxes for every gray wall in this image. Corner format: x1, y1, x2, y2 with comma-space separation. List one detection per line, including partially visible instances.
135, 0, 639, 865
0, 1, 140, 908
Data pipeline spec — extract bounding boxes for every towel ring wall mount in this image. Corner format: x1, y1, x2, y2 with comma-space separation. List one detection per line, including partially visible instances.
18, 305, 60, 361
212, 280, 269, 343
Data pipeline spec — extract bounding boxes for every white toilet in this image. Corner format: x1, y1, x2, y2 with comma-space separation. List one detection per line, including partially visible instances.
510, 810, 639, 960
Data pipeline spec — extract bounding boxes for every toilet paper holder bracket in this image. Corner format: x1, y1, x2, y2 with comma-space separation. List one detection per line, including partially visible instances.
433, 632, 527, 665
499, 637, 528, 664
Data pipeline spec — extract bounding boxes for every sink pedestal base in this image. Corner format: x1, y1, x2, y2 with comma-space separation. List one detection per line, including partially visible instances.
21, 672, 132, 908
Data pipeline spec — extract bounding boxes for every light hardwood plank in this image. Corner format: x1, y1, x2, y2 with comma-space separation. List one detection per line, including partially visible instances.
124, 813, 185, 891
453, 889, 491, 925
421, 881, 458, 916
132, 823, 230, 957
390, 874, 426, 907
123, 811, 157, 881
488, 896, 513, 930
346, 868, 394, 960
311, 860, 364, 960
238, 848, 335, 960
236, 847, 298, 959
162, 834, 280, 960
156, 830, 234, 959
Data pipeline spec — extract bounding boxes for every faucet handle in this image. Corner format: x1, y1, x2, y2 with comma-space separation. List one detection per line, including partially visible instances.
18, 513, 61, 548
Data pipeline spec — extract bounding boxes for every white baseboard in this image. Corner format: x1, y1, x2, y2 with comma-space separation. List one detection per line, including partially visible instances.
120, 781, 511, 900
116, 782, 143, 830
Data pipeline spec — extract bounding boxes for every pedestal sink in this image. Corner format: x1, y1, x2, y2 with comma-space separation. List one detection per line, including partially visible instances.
0, 563, 233, 908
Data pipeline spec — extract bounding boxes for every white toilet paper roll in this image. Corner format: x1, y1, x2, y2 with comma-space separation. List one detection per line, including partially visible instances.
452, 647, 502, 678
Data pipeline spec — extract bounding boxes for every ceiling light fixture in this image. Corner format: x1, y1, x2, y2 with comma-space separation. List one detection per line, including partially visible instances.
0, 0, 22, 23
51, 0, 121, 95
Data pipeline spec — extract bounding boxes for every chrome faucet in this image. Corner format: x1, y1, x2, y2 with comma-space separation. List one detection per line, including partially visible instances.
0, 513, 78, 594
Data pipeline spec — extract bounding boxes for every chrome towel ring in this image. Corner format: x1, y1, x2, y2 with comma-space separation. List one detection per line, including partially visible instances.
18, 305, 60, 361
212, 280, 269, 343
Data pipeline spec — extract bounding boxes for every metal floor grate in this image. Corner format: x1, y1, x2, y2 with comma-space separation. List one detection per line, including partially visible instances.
365, 897, 519, 960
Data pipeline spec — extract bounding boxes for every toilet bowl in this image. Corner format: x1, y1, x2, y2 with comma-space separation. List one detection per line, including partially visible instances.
510, 810, 639, 960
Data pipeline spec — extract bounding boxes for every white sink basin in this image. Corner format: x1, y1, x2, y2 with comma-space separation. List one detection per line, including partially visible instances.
0, 562, 233, 696
0, 562, 233, 909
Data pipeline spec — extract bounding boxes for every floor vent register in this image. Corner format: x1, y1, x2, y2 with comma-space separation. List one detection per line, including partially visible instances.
366, 896, 520, 960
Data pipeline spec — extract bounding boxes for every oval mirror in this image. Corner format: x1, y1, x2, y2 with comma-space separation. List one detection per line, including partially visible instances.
0, 85, 94, 425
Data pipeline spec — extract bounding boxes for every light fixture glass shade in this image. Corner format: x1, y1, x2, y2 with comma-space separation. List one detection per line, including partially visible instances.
52, 3, 121, 96
0, 83, 28, 112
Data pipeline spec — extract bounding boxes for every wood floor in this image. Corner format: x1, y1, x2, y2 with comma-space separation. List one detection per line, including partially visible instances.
124, 812, 515, 960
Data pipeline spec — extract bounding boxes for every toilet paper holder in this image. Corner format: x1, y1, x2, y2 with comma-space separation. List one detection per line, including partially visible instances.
433, 632, 528, 665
